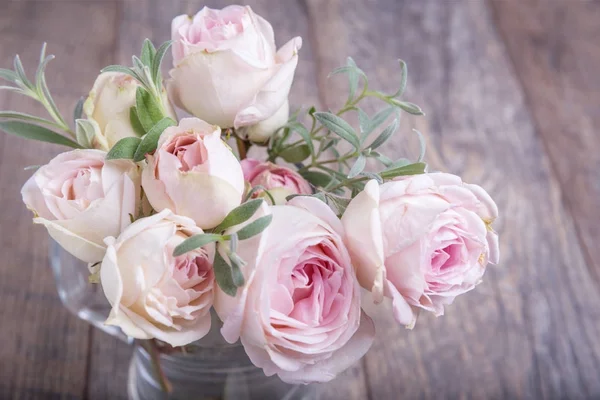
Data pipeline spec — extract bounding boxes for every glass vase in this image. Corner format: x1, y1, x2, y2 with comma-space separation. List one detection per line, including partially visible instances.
49, 239, 319, 399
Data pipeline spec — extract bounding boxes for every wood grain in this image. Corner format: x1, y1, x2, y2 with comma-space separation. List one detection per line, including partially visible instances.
0, 1, 118, 399
491, 0, 600, 283
304, 0, 600, 398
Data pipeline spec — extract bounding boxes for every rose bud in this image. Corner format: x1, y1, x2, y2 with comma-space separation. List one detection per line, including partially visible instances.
83, 72, 175, 150
142, 117, 245, 229
101, 209, 214, 346
21, 149, 141, 263
241, 158, 312, 204
342, 175, 499, 328
168, 6, 301, 141
214, 197, 375, 384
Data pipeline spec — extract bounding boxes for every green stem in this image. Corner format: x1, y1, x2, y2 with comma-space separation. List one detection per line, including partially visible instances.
145, 339, 172, 394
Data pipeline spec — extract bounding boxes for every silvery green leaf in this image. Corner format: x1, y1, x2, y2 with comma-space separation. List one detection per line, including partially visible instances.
105, 136, 141, 160
0, 69, 19, 84
0, 120, 81, 148
280, 144, 311, 163
325, 193, 351, 214
213, 249, 237, 296
314, 112, 360, 149
152, 41, 173, 85
132, 56, 146, 73
389, 99, 425, 115
135, 87, 163, 131
173, 233, 223, 257
35, 55, 54, 95
129, 107, 145, 136
13, 55, 34, 91
368, 118, 399, 150
23, 165, 42, 171
391, 60, 408, 98
227, 251, 246, 287
133, 117, 176, 162
360, 107, 395, 142
287, 121, 313, 155
347, 154, 366, 178
300, 170, 338, 188
386, 158, 412, 169
236, 214, 273, 240
75, 119, 97, 148
358, 108, 371, 136
140, 39, 156, 67
380, 162, 427, 179
73, 97, 84, 123
0, 111, 58, 127
101, 65, 142, 83
413, 128, 426, 162
244, 185, 276, 205
213, 199, 265, 233
359, 171, 383, 184
229, 232, 239, 254
346, 57, 358, 102
319, 137, 338, 153
370, 150, 394, 167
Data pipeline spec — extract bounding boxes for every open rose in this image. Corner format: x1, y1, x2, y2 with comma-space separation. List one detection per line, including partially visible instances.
214, 198, 374, 384
100, 209, 214, 346
168, 6, 301, 141
342, 174, 499, 328
142, 117, 244, 229
84, 72, 175, 150
241, 158, 312, 204
21, 149, 140, 263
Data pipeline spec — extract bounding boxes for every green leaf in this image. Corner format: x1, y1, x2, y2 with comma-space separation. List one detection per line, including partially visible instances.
368, 118, 399, 150
213, 249, 237, 296
280, 144, 311, 163
413, 129, 426, 162
300, 170, 337, 188
236, 214, 273, 240
359, 171, 383, 184
152, 41, 173, 85
13, 55, 34, 91
133, 117, 176, 162
213, 199, 265, 233
314, 112, 360, 149
0, 111, 58, 127
360, 107, 395, 142
226, 251, 246, 287
75, 119, 97, 148
0, 120, 82, 148
105, 137, 142, 160
391, 60, 408, 98
370, 150, 393, 167
173, 233, 223, 257
0, 68, 19, 83
287, 122, 314, 155
135, 87, 163, 131
346, 57, 359, 102
380, 162, 427, 179
389, 99, 425, 116
129, 107, 146, 137
347, 154, 366, 178
101, 65, 143, 83
73, 97, 84, 122
358, 108, 371, 136
140, 39, 156, 67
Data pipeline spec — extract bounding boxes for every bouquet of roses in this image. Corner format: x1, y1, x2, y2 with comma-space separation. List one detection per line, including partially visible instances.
0, 5, 499, 386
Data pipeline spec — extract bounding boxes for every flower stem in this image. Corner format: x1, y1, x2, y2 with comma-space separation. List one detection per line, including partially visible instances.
235, 134, 250, 160
145, 339, 172, 394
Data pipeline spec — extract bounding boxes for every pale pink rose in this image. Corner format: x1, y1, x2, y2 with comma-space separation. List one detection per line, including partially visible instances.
168, 6, 301, 141
214, 198, 375, 384
84, 72, 175, 150
342, 174, 500, 328
100, 209, 214, 346
21, 149, 140, 263
241, 158, 312, 205
142, 118, 244, 229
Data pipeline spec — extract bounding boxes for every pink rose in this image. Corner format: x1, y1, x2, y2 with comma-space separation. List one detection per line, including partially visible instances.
241, 158, 312, 205
100, 209, 214, 346
142, 118, 244, 229
214, 197, 375, 384
342, 174, 499, 328
168, 6, 301, 141
21, 149, 140, 263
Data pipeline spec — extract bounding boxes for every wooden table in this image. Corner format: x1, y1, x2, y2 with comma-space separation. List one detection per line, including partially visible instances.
1, 0, 599, 398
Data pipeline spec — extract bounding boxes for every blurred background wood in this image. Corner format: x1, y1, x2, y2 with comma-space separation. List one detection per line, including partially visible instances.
1, 0, 599, 399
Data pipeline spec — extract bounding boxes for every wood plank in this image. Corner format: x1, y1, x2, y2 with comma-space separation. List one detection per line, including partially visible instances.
0, 2, 119, 399
304, 0, 600, 398
491, 0, 600, 287
87, 1, 367, 399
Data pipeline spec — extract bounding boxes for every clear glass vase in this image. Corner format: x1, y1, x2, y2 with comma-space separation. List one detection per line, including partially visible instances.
49, 240, 319, 399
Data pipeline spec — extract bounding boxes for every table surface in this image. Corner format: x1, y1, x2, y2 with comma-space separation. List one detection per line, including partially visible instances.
1, 0, 599, 398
